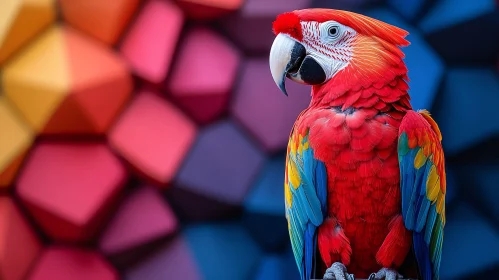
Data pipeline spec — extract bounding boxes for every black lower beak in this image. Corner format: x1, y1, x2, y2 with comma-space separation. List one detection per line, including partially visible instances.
279, 43, 306, 96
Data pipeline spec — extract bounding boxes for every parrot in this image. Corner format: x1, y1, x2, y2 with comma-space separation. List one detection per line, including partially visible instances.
269, 9, 446, 280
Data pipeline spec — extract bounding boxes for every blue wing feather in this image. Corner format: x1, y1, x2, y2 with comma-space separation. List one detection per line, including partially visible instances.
398, 110, 446, 280
286, 129, 327, 280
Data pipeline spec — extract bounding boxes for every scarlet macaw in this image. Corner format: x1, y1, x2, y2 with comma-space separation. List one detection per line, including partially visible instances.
269, 9, 446, 280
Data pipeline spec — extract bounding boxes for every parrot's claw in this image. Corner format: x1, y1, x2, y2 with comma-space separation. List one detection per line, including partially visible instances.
323, 262, 355, 280
372, 268, 403, 280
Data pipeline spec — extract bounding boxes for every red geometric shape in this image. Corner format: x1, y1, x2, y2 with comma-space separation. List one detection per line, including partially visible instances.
59, 0, 141, 45
99, 185, 178, 256
28, 247, 118, 280
0, 197, 41, 280
175, 0, 244, 19
168, 27, 240, 124
17, 142, 127, 243
120, 0, 184, 84
110, 90, 196, 186
221, 0, 311, 53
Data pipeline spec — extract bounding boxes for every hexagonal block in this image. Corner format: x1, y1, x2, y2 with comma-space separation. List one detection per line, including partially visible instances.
2, 25, 133, 135
420, 0, 499, 64
99, 185, 178, 262
110, 90, 196, 186
0, 197, 41, 280
28, 247, 118, 280
230, 58, 311, 153
441, 204, 499, 279
184, 222, 262, 280
365, 9, 444, 111
254, 252, 300, 280
120, 0, 184, 84
433, 68, 499, 156
168, 120, 265, 221
312, 0, 377, 11
387, 0, 430, 21
0, 0, 56, 65
167, 27, 240, 124
243, 154, 289, 251
221, 0, 311, 54
124, 236, 201, 280
59, 0, 141, 45
17, 142, 127, 243
176, 0, 244, 19
0, 97, 33, 189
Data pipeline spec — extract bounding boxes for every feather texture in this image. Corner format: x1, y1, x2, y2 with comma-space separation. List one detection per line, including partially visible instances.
398, 110, 446, 280
286, 125, 328, 280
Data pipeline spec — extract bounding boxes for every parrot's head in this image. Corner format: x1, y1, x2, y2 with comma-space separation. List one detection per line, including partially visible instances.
269, 9, 410, 101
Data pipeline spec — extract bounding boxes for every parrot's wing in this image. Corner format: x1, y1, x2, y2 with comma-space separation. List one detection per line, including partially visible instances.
398, 110, 446, 280
286, 127, 327, 280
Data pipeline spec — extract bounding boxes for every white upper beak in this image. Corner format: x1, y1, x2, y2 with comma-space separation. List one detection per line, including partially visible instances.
269, 33, 303, 96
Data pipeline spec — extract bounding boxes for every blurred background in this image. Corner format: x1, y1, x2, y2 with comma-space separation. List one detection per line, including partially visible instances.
0, 0, 498, 279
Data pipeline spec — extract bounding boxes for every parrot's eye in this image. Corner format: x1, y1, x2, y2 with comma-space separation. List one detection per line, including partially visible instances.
328, 26, 339, 37
320, 21, 343, 42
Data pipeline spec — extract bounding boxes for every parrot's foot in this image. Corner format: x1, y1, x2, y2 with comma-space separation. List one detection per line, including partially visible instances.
323, 262, 354, 280
372, 268, 403, 280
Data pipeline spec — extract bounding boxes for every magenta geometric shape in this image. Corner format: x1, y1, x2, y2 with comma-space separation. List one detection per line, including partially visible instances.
109, 89, 197, 186
99, 185, 178, 257
167, 27, 241, 124
231, 58, 311, 153
17, 141, 127, 243
124, 236, 201, 280
120, 0, 184, 83
221, 0, 311, 54
28, 247, 118, 280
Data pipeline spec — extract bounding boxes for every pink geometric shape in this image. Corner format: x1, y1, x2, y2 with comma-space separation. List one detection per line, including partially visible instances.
99, 185, 178, 256
109, 89, 197, 186
28, 247, 118, 280
17, 142, 127, 243
176, 0, 244, 19
231, 58, 311, 153
120, 0, 184, 83
0, 197, 41, 280
168, 27, 240, 124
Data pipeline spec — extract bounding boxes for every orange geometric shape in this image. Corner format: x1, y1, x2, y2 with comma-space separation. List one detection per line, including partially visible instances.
176, 0, 244, 19
28, 247, 118, 280
110, 90, 197, 186
2, 25, 133, 135
59, 0, 140, 45
0, 97, 33, 189
17, 141, 127, 243
0, 0, 56, 65
0, 196, 41, 280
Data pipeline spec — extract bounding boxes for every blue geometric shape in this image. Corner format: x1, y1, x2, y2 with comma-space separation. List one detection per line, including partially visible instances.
169, 120, 266, 221
419, 0, 496, 33
243, 154, 289, 251
365, 8, 444, 111
185, 222, 262, 280
388, 0, 427, 20
440, 203, 499, 279
420, 0, 499, 64
254, 251, 301, 280
462, 164, 499, 223
433, 68, 499, 156
444, 165, 457, 205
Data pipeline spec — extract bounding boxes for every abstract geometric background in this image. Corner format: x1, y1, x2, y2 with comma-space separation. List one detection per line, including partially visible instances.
0, 0, 498, 279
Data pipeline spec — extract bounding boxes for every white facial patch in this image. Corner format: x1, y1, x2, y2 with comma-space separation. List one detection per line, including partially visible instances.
300, 21, 356, 80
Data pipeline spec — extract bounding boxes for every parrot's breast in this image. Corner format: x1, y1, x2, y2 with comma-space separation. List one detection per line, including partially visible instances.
304, 106, 406, 277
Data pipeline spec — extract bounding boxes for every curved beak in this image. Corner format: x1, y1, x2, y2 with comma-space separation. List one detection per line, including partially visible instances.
269, 34, 306, 96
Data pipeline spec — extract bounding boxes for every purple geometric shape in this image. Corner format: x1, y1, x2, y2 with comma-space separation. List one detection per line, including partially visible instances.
220, 0, 311, 54
99, 185, 178, 266
124, 236, 200, 280
168, 120, 265, 220
231, 58, 311, 153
